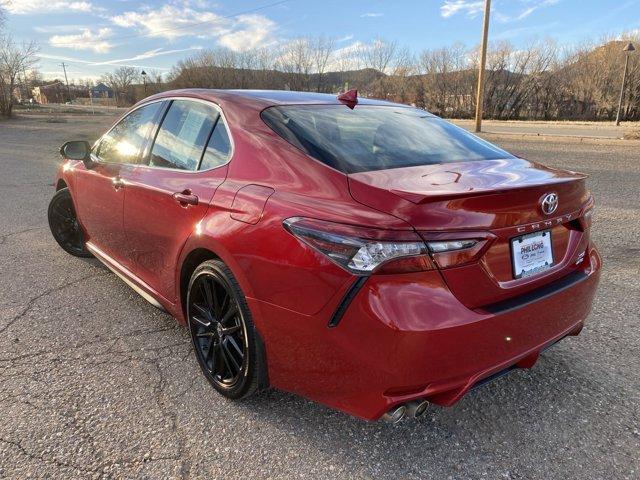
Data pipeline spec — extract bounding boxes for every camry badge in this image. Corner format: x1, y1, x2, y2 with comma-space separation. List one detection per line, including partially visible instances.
541, 193, 558, 215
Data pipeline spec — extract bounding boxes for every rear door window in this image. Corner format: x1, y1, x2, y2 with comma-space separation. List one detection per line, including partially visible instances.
199, 116, 232, 170
149, 100, 220, 171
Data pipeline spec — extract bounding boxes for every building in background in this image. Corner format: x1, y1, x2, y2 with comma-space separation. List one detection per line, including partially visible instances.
90, 82, 115, 99
32, 81, 66, 104
32, 81, 90, 104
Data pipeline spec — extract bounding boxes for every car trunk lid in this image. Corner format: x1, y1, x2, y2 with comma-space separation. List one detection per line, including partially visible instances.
348, 158, 592, 308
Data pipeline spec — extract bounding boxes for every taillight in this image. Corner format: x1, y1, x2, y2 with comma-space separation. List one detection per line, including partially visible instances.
425, 239, 478, 253
283, 217, 435, 275
579, 196, 595, 230
420, 232, 493, 269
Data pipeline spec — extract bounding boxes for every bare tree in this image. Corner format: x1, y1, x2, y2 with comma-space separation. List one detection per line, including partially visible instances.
311, 36, 334, 92
278, 38, 313, 90
102, 66, 140, 106
161, 30, 640, 121
419, 43, 472, 117
360, 38, 398, 74
0, 35, 38, 117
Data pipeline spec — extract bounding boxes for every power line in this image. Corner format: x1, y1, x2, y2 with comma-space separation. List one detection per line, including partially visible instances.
50, 0, 290, 48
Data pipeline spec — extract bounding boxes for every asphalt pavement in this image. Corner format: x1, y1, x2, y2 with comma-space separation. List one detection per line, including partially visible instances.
0, 112, 638, 479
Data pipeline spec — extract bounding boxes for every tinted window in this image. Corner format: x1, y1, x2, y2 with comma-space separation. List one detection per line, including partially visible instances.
200, 116, 232, 170
97, 102, 161, 164
261, 105, 514, 174
150, 100, 219, 171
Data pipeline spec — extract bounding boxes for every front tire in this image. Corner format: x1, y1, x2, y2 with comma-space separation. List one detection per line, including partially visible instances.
187, 259, 264, 400
48, 187, 92, 258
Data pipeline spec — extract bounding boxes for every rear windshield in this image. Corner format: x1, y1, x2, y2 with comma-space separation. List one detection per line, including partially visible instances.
261, 105, 514, 174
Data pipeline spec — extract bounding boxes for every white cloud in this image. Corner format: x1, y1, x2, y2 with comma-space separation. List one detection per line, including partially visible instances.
35, 25, 91, 33
516, 7, 536, 20
337, 34, 354, 43
5, 0, 92, 14
110, 3, 277, 52
328, 41, 367, 71
38, 52, 172, 71
441, 0, 560, 21
217, 15, 276, 52
49, 28, 113, 53
360, 12, 383, 18
440, 0, 485, 18
38, 53, 93, 64
515, 0, 559, 20
111, 3, 226, 40
91, 46, 204, 65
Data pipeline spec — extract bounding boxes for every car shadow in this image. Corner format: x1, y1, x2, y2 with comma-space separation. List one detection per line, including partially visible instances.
227, 345, 612, 475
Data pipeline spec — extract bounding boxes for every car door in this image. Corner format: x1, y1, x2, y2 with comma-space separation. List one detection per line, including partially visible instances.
74, 101, 164, 266
122, 99, 233, 302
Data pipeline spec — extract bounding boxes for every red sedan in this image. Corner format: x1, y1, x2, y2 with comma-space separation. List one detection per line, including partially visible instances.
48, 89, 601, 422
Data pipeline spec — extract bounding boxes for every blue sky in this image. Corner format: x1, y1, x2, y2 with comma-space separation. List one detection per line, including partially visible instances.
3, 0, 640, 82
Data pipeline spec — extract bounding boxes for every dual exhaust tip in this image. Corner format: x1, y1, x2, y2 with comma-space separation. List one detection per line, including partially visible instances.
380, 399, 430, 424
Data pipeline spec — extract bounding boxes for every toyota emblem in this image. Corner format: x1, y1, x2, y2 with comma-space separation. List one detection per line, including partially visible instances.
541, 193, 558, 215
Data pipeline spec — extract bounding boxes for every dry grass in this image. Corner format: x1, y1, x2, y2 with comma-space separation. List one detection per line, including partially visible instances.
623, 128, 640, 140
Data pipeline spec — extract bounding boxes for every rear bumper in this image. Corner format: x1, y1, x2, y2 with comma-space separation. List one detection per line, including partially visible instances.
249, 243, 601, 421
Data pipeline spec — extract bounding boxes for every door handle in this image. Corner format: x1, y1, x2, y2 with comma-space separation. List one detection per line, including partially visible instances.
173, 190, 199, 206
112, 177, 125, 190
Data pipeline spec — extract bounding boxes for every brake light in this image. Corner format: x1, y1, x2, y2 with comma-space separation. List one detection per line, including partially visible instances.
283, 217, 435, 275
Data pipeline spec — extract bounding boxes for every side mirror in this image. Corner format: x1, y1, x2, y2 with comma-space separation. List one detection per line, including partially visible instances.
60, 141, 93, 168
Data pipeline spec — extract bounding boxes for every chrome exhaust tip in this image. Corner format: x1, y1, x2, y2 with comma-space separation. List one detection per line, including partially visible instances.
405, 399, 430, 419
380, 405, 407, 424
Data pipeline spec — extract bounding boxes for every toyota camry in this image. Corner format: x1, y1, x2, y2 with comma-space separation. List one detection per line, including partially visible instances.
48, 89, 601, 422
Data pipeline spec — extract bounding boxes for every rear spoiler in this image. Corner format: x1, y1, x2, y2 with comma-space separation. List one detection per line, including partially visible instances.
388, 177, 587, 204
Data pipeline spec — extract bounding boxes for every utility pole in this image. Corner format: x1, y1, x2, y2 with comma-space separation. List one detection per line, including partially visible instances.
59, 62, 72, 103
615, 42, 636, 126
22, 66, 29, 102
474, 0, 491, 133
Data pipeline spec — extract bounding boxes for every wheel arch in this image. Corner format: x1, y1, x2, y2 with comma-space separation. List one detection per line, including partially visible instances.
179, 245, 270, 391
179, 247, 220, 319
56, 179, 68, 191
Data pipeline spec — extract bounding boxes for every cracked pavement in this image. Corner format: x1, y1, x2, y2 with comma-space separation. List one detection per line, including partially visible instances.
0, 112, 638, 479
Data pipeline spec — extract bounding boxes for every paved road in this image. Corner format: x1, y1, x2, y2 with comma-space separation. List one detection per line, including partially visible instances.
0, 114, 638, 479
453, 119, 633, 139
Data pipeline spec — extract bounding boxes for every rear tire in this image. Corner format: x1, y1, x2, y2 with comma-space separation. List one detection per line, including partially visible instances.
48, 187, 92, 258
187, 259, 265, 400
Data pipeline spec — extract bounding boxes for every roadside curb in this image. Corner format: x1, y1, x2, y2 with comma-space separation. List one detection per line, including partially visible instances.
478, 131, 640, 146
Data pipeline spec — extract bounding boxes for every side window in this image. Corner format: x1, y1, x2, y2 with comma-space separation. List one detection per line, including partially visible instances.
200, 116, 232, 170
149, 100, 219, 171
97, 102, 162, 164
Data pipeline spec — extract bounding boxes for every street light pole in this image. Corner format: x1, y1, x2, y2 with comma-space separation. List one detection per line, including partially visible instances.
474, 0, 491, 133
615, 42, 635, 126
141, 70, 147, 97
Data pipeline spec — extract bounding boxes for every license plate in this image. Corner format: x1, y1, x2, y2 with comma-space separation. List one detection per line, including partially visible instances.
511, 230, 554, 279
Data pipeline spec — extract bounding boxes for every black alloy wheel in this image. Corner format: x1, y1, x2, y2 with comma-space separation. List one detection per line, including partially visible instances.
47, 187, 92, 258
187, 260, 262, 399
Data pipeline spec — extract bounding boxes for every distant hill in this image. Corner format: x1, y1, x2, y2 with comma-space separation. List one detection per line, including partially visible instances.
154, 38, 640, 120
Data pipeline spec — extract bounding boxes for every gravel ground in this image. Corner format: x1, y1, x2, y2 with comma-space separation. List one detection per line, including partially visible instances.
0, 113, 638, 479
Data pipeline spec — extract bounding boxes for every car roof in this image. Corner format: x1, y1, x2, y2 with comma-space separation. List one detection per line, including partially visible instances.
144, 89, 405, 110
221, 89, 401, 107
